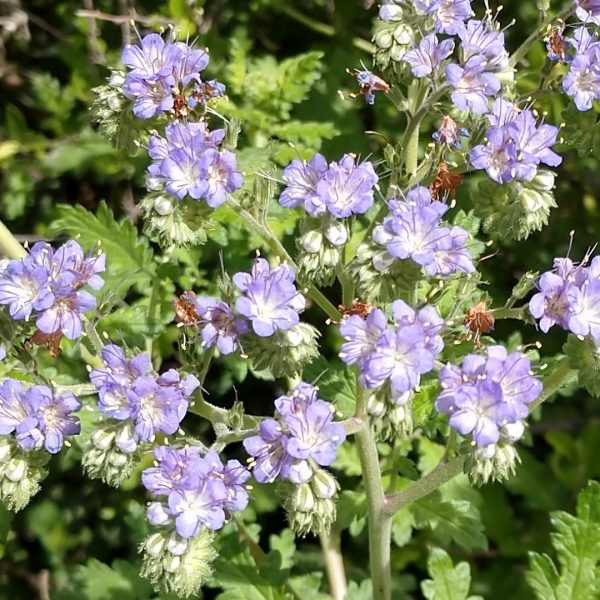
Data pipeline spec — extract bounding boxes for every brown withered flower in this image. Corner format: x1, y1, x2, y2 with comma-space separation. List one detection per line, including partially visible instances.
338, 300, 374, 320
464, 302, 495, 345
430, 162, 463, 201
31, 330, 64, 358
173, 292, 199, 326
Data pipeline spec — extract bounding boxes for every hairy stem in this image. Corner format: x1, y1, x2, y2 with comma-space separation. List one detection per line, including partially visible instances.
492, 306, 528, 320
320, 525, 347, 600
0, 220, 26, 259
531, 359, 578, 411
383, 456, 465, 516
353, 380, 391, 600
404, 120, 421, 179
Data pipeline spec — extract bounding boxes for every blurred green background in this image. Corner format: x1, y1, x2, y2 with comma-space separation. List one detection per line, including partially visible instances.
1, 1, 600, 598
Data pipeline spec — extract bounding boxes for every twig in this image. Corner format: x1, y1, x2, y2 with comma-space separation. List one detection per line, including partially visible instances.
75, 9, 173, 27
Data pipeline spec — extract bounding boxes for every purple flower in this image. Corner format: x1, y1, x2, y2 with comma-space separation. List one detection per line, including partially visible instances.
433, 0, 474, 35
284, 401, 346, 483
221, 459, 252, 512
339, 309, 389, 366
193, 297, 249, 354
403, 34, 455, 78
36, 289, 96, 339
567, 277, 600, 339
280, 153, 329, 214
379, 1, 402, 21
168, 479, 227, 538
274, 382, 320, 418
470, 126, 517, 183
576, 0, 600, 23
445, 55, 500, 114
234, 259, 305, 337
436, 346, 542, 447
142, 446, 206, 495
147, 122, 242, 205
244, 419, 291, 483
392, 300, 445, 355
0, 260, 54, 320
0, 380, 27, 435
17, 386, 81, 454
458, 19, 509, 71
316, 155, 378, 218
563, 50, 600, 111
121, 34, 209, 119
529, 271, 575, 333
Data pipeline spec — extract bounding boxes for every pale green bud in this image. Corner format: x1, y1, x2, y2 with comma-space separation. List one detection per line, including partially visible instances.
311, 469, 338, 500
465, 441, 521, 486
301, 230, 323, 254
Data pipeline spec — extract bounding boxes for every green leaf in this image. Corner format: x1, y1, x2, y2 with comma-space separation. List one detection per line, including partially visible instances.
421, 548, 482, 600
392, 507, 414, 548
302, 355, 356, 418
413, 493, 488, 552
48, 201, 155, 297
337, 490, 367, 530
526, 480, 600, 600
564, 335, 600, 397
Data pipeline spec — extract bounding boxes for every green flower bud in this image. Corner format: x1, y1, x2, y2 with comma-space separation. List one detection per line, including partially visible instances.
0, 439, 49, 511
90, 70, 147, 154
311, 468, 338, 500
138, 193, 214, 248
464, 441, 521, 486
82, 424, 139, 487
242, 323, 320, 377
140, 529, 216, 598
367, 384, 414, 442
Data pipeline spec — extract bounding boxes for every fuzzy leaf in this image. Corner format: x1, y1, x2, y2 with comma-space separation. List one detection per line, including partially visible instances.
563, 335, 600, 397
526, 480, 600, 600
421, 548, 482, 600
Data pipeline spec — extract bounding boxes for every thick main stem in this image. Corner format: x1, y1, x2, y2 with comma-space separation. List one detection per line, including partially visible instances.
355, 425, 392, 600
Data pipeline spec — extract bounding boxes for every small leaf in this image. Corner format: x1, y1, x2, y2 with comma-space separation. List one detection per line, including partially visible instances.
421, 548, 482, 600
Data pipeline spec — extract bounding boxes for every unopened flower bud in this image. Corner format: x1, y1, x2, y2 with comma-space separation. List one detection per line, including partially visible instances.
311, 469, 338, 500
301, 230, 323, 254
324, 222, 348, 247
465, 441, 521, 486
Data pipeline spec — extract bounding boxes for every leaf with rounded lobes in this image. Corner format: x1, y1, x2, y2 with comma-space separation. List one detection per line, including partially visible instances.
421, 548, 483, 600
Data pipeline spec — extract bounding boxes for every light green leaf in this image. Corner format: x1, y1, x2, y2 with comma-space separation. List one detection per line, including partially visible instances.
421, 548, 482, 600
526, 481, 600, 600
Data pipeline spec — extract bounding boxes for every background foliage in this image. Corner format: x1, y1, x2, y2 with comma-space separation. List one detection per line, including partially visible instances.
1, 0, 600, 598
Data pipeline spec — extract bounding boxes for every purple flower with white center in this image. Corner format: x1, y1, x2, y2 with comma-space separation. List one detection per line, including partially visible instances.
339, 309, 389, 366
403, 34, 455, 78
379, 1, 402, 21
392, 300, 445, 355
168, 478, 227, 538
445, 55, 500, 115
361, 325, 434, 392
458, 19, 509, 71
354, 70, 389, 104
448, 381, 505, 447
433, 0, 474, 35
243, 419, 291, 483
274, 382, 320, 418
424, 227, 476, 277
127, 376, 189, 442
567, 277, 600, 339
0, 260, 54, 320
193, 296, 248, 354
284, 400, 346, 483
488, 98, 520, 128
234, 259, 305, 337
433, 116, 470, 147
563, 50, 600, 111
280, 153, 329, 214
529, 271, 575, 333
470, 126, 517, 183
16, 386, 81, 454
147, 122, 242, 205
90, 344, 152, 395
36, 289, 97, 339
142, 446, 206, 495
316, 155, 378, 218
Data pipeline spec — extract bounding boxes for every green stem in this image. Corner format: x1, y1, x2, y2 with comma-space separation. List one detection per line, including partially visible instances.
492, 306, 527, 320
226, 197, 341, 321
404, 120, 420, 179
339, 270, 354, 307
0, 220, 26, 259
383, 456, 465, 516
320, 525, 347, 600
508, 6, 572, 68
54, 383, 98, 396
531, 359, 578, 411
145, 278, 160, 357
355, 423, 392, 600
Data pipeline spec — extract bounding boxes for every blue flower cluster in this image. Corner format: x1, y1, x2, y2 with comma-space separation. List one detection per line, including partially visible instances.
470, 99, 562, 184
142, 446, 250, 539
529, 254, 600, 341
436, 346, 542, 447
243, 383, 345, 484
90, 345, 199, 451
372, 187, 476, 277
0, 380, 81, 454
339, 300, 444, 395
0, 240, 105, 340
